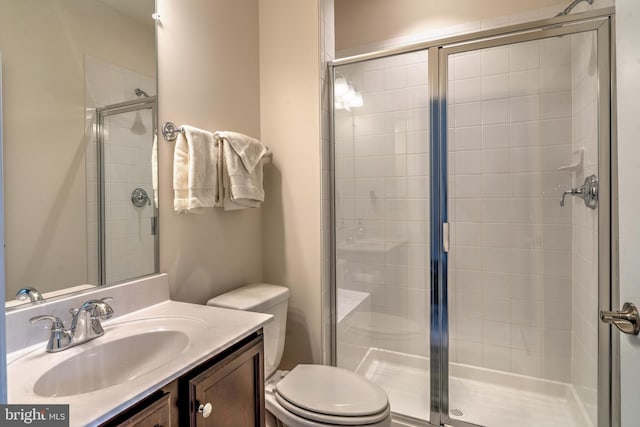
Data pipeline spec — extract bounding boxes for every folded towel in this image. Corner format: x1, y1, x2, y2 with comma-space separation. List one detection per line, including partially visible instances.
214, 131, 268, 211
173, 125, 218, 212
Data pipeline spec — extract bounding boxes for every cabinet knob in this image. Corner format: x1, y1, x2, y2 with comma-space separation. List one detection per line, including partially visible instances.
198, 402, 213, 418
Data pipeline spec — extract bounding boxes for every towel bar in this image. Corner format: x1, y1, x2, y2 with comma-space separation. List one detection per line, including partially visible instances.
161, 121, 272, 159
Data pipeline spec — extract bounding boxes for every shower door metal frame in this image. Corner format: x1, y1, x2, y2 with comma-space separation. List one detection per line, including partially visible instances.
95, 97, 158, 286
329, 7, 616, 427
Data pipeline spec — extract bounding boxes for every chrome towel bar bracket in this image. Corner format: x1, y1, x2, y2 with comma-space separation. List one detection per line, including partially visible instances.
162, 122, 183, 141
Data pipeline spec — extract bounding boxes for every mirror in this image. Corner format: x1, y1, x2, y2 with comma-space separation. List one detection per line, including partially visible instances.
0, 0, 158, 309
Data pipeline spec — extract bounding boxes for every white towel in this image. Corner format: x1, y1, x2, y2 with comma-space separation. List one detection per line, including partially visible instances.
173, 125, 218, 212
214, 131, 268, 211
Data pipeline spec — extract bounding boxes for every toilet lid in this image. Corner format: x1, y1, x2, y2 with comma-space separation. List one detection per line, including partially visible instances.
275, 365, 389, 421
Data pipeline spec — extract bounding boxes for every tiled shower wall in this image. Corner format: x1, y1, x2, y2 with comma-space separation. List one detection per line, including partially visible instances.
448, 37, 576, 382
335, 50, 430, 362
85, 56, 156, 285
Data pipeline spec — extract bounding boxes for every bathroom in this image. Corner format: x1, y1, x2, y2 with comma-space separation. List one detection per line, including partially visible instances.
0, 0, 639, 426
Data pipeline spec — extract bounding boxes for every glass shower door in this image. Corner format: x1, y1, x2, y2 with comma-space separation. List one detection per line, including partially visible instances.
442, 19, 611, 427
333, 49, 432, 424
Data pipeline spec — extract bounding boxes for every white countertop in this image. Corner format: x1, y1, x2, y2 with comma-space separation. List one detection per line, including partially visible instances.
7, 300, 272, 426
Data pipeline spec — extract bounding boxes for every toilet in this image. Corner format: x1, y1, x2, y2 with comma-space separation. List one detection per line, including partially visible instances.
207, 283, 391, 427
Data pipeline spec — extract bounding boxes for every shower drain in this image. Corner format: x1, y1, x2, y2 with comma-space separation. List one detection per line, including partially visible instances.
450, 408, 464, 417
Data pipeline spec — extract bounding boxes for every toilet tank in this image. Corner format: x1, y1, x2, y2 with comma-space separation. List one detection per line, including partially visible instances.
206, 283, 289, 378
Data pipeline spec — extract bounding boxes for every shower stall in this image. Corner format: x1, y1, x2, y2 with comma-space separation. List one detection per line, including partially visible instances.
330, 8, 614, 427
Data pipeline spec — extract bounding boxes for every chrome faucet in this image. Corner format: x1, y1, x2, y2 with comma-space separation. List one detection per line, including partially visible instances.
30, 298, 114, 352
16, 287, 45, 304
560, 174, 598, 209
68, 298, 114, 344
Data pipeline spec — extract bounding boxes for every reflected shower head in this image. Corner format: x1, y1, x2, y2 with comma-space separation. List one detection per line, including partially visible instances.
555, 0, 594, 17
135, 88, 150, 97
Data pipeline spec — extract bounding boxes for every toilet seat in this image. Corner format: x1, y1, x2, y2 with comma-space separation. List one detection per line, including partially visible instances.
273, 365, 390, 425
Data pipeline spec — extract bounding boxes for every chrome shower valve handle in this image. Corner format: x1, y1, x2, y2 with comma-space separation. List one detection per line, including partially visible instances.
560, 174, 598, 209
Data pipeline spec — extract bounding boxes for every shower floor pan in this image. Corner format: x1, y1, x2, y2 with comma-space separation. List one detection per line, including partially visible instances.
355, 348, 591, 427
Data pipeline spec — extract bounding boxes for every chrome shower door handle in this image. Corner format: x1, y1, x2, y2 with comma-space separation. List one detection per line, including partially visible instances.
600, 302, 640, 335
559, 174, 598, 209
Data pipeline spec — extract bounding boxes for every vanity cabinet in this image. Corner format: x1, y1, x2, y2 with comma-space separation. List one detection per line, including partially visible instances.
101, 332, 264, 427
188, 335, 265, 427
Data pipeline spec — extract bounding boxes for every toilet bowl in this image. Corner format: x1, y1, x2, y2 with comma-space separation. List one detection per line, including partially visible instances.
207, 283, 391, 427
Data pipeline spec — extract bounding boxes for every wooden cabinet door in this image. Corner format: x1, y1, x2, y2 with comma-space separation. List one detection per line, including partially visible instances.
189, 336, 265, 427
115, 393, 172, 427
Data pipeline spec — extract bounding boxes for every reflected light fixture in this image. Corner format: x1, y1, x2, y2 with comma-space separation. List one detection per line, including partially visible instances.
334, 73, 363, 110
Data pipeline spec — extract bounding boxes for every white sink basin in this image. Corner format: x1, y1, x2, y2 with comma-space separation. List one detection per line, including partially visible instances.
34, 330, 188, 397
9, 316, 207, 398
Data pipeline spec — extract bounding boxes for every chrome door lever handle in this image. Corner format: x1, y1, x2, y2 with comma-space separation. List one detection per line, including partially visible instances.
600, 302, 640, 335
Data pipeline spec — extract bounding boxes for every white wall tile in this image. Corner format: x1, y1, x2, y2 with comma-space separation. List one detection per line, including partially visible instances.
482, 149, 510, 173
482, 99, 510, 124
406, 62, 428, 87
455, 126, 483, 151
481, 47, 510, 75
455, 52, 482, 79
454, 78, 482, 103
510, 41, 539, 71
483, 174, 511, 198
540, 92, 572, 119
482, 124, 510, 149
454, 102, 482, 126
482, 74, 510, 100
510, 70, 539, 97
384, 66, 407, 90
510, 95, 539, 122
510, 121, 540, 147
483, 199, 510, 223
540, 37, 571, 67
540, 65, 571, 93
363, 70, 384, 92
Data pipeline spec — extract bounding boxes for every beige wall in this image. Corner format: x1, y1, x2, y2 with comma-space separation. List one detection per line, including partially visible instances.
259, 0, 323, 367
0, 0, 154, 298
157, 0, 264, 304
335, 0, 567, 52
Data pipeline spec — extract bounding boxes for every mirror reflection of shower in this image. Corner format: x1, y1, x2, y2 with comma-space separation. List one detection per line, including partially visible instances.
131, 88, 150, 135
555, 0, 594, 16
94, 90, 158, 286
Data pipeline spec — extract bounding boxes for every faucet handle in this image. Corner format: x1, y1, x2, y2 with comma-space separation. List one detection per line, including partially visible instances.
30, 315, 65, 330
30, 315, 72, 353
79, 298, 114, 319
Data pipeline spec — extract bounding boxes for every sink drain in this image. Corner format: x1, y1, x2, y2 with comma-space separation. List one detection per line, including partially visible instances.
450, 408, 464, 417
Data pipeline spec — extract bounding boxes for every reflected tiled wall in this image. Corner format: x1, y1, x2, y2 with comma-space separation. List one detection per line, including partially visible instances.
85, 56, 156, 285
447, 38, 576, 382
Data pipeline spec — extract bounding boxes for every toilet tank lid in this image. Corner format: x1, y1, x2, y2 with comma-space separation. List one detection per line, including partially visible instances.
206, 283, 289, 312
